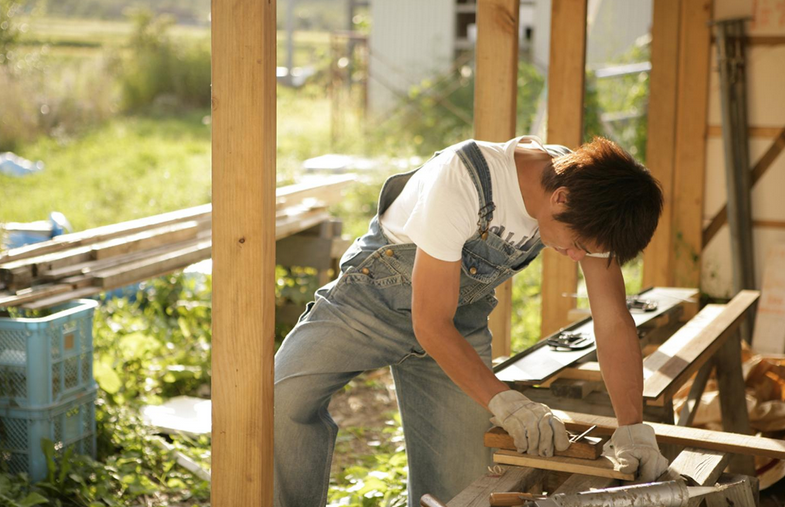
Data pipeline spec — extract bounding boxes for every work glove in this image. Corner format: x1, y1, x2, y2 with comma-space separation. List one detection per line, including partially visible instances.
611, 423, 669, 482
488, 389, 570, 457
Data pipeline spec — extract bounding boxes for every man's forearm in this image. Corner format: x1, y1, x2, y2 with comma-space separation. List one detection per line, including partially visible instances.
595, 319, 643, 426
414, 320, 508, 410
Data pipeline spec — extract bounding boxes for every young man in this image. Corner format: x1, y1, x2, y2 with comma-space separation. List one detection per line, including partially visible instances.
274, 136, 667, 507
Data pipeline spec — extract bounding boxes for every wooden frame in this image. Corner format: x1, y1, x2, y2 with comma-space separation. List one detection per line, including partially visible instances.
540, 0, 587, 336
474, 0, 520, 358
211, 0, 277, 504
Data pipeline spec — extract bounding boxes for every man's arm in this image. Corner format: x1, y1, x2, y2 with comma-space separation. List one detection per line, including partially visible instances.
580, 256, 642, 426
411, 247, 507, 409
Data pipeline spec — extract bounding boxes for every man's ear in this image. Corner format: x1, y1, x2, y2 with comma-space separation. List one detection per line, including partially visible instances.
551, 187, 569, 209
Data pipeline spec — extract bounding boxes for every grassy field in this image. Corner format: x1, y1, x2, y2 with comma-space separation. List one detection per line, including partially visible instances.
19, 16, 332, 66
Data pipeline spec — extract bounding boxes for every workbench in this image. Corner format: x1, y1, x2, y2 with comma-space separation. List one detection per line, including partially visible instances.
430, 288, 771, 507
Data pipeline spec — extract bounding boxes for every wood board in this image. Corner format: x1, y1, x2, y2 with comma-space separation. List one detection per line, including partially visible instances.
493, 449, 634, 481
484, 427, 605, 459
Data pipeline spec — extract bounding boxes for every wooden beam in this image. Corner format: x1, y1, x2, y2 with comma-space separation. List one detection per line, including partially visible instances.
642, 290, 760, 400
642, 0, 682, 288
493, 450, 635, 481
661, 448, 730, 487
703, 126, 785, 247
676, 361, 713, 427
474, 0, 519, 358
211, 0, 276, 504
541, 0, 587, 336
669, 0, 712, 288
708, 125, 785, 138
551, 409, 785, 460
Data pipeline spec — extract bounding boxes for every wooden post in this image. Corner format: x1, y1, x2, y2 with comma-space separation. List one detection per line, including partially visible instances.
540, 0, 587, 337
474, 0, 520, 359
642, 0, 682, 288
211, 0, 276, 505
669, 0, 713, 288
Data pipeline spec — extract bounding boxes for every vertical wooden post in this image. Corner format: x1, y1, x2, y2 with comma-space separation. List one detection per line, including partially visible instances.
211, 0, 276, 505
669, 0, 713, 288
475, 0, 520, 359
540, 0, 587, 337
642, 0, 682, 288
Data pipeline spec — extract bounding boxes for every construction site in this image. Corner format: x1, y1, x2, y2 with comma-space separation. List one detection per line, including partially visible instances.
2, 0, 785, 506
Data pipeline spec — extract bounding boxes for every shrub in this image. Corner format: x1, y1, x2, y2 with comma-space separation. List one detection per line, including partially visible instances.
119, 7, 211, 112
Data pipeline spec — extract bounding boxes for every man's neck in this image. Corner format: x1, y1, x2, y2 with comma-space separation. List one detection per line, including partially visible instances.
513, 146, 552, 221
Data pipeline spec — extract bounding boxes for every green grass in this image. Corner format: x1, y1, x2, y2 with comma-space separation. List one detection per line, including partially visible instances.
0, 110, 212, 230
20, 16, 332, 66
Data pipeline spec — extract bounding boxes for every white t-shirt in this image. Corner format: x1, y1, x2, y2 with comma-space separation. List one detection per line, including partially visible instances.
381, 136, 567, 262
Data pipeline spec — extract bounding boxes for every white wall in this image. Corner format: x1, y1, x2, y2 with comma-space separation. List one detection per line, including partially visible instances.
701, 0, 785, 297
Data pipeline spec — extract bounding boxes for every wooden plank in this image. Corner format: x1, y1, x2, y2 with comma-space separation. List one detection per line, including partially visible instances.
92, 221, 199, 260
660, 448, 729, 486
0, 283, 73, 307
91, 240, 212, 289
549, 378, 602, 399
446, 467, 543, 507
0, 205, 212, 264
676, 361, 713, 427
485, 426, 605, 459
552, 362, 603, 382
703, 126, 785, 247
211, 0, 276, 505
669, 0, 712, 288
540, 0, 587, 336
474, 0, 519, 359
642, 0, 682, 288
493, 450, 635, 481
551, 409, 785, 460
275, 174, 355, 210
714, 331, 755, 475
708, 125, 785, 138
22, 287, 101, 310
642, 290, 760, 400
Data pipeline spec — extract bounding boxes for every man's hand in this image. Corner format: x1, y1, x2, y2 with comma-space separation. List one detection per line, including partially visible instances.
611, 423, 669, 482
488, 390, 570, 457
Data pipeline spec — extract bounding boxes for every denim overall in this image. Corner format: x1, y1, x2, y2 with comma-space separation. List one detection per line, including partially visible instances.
274, 140, 546, 507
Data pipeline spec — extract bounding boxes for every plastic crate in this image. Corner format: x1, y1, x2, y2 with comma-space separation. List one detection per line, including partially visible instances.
0, 299, 99, 408
0, 387, 97, 482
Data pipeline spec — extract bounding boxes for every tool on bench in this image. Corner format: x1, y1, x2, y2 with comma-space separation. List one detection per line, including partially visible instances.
546, 331, 594, 351
485, 426, 605, 459
626, 296, 658, 312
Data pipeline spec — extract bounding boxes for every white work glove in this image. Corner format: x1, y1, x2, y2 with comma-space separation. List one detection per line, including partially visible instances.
611, 423, 669, 482
488, 389, 570, 457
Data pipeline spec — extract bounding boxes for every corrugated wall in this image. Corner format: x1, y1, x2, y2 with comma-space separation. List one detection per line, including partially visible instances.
702, 0, 785, 297
368, 0, 456, 116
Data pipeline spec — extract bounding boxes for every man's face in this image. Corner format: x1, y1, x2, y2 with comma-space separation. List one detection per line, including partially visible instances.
538, 187, 606, 263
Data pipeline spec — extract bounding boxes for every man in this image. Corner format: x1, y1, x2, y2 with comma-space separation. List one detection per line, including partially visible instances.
274, 135, 668, 507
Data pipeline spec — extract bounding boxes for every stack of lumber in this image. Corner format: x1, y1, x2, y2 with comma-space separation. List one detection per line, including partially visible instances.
0, 174, 355, 310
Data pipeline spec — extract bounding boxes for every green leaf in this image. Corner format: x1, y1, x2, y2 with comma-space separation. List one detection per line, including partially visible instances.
19, 492, 49, 506
94, 360, 122, 394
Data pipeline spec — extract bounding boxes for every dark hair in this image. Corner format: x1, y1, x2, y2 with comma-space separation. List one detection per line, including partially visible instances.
540, 137, 663, 265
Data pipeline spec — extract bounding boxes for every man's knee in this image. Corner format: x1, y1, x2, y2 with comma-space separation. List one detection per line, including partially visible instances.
274, 375, 333, 425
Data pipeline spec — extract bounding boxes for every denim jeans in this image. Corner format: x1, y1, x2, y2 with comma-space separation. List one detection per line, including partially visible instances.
274, 141, 544, 506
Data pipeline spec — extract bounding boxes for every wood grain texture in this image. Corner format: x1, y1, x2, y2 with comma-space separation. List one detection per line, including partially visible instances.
552, 474, 617, 494
211, 0, 276, 504
484, 427, 605, 459
551, 410, 785, 460
642, 291, 759, 400
660, 447, 729, 486
670, 0, 712, 288
446, 467, 543, 507
493, 450, 635, 481
540, 0, 587, 336
642, 0, 682, 288
475, 0, 519, 358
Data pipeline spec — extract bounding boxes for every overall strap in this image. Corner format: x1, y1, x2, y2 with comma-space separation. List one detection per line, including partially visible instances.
456, 141, 495, 235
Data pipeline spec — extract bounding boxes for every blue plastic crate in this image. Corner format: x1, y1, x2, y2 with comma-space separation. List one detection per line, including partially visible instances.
0, 387, 97, 482
0, 299, 99, 408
